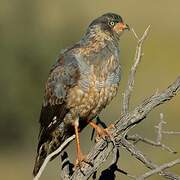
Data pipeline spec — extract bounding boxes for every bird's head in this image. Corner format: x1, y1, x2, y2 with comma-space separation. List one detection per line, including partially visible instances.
88, 13, 129, 39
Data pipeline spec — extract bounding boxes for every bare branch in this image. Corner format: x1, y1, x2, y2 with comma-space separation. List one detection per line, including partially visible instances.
131, 28, 139, 40
155, 113, 165, 143
126, 134, 177, 154
137, 159, 180, 180
122, 25, 151, 115
117, 76, 180, 134
126, 113, 179, 154
162, 131, 180, 135
120, 138, 180, 180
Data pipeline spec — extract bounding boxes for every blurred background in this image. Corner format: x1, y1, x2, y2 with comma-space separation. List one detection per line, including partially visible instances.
0, 0, 179, 179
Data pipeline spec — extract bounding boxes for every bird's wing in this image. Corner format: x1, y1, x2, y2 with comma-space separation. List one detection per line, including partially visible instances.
33, 53, 81, 177
37, 53, 80, 149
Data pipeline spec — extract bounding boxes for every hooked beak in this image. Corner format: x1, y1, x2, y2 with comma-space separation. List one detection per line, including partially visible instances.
113, 22, 130, 32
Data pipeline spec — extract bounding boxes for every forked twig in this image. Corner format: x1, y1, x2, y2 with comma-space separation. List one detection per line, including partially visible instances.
126, 113, 179, 154
120, 138, 180, 180
122, 25, 151, 115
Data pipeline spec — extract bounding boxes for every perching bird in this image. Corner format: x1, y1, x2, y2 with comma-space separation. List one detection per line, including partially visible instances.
33, 12, 129, 177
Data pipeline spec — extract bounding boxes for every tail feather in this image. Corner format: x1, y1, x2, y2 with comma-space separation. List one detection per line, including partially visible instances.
33, 119, 88, 179
33, 130, 74, 178
33, 142, 51, 177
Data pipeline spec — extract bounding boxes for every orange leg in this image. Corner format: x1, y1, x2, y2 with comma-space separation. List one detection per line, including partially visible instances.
74, 119, 91, 168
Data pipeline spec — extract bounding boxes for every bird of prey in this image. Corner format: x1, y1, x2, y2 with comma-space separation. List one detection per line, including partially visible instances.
33, 12, 129, 177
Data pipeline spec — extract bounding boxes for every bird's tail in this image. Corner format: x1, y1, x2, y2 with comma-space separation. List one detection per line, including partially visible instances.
33, 142, 48, 178
33, 140, 59, 178
33, 132, 70, 179
33, 134, 64, 180
33, 119, 88, 179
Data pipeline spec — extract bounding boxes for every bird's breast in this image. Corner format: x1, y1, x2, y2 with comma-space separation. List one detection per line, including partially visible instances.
66, 60, 121, 119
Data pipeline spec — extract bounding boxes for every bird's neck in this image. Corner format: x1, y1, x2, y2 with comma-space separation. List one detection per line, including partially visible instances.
81, 25, 119, 48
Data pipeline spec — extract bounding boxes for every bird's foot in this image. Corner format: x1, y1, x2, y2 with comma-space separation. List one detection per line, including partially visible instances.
88, 120, 115, 144
95, 124, 115, 142
74, 151, 93, 170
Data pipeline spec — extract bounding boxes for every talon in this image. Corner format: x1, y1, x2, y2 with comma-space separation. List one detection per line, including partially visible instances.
96, 126, 111, 139
88, 121, 115, 143
74, 152, 86, 169
74, 152, 93, 170
108, 123, 115, 129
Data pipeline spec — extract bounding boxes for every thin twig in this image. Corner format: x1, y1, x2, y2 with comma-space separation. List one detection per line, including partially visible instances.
120, 138, 180, 180
126, 134, 177, 154
126, 113, 179, 154
122, 25, 151, 115
162, 131, 180, 135
131, 28, 139, 40
136, 159, 180, 180
155, 113, 165, 143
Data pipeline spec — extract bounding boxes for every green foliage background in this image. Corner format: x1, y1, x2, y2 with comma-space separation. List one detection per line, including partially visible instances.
0, 0, 179, 179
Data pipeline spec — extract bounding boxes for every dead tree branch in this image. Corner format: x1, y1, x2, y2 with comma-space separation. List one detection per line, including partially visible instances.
126, 134, 177, 154
136, 159, 180, 180
122, 25, 150, 115
120, 138, 179, 180
126, 113, 179, 154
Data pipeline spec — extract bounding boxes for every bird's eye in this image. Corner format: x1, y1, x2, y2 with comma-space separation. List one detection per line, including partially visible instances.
109, 21, 115, 26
